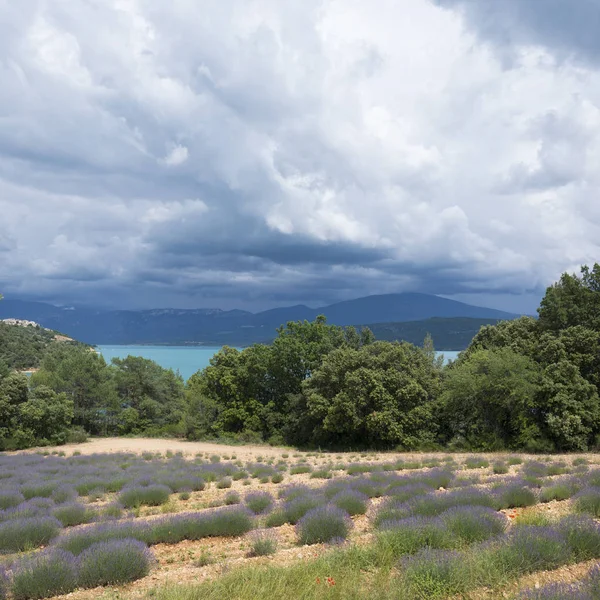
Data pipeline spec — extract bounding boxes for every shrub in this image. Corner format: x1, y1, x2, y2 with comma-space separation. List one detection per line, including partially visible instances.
464, 457, 489, 469
224, 491, 241, 505
20, 482, 56, 500
296, 506, 351, 545
179, 491, 191, 501
290, 464, 312, 475
507, 456, 523, 466
51, 486, 78, 504
310, 470, 332, 480
52, 503, 93, 527
78, 538, 153, 587
574, 487, 600, 517
66, 426, 88, 444
492, 462, 509, 475
118, 485, 171, 508
12, 549, 77, 600
557, 515, 600, 560
495, 484, 537, 509
248, 530, 277, 557
245, 492, 274, 515
0, 490, 25, 510
348, 478, 384, 498
440, 506, 507, 543
331, 490, 369, 516
216, 477, 232, 489
56, 507, 254, 553
490, 526, 571, 574
377, 516, 450, 556
540, 482, 577, 503
400, 548, 467, 598
100, 503, 124, 520
271, 473, 284, 484
284, 496, 325, 525
265, 510, 287, 528
386, 484, 430, 503
0, 516, 61, 553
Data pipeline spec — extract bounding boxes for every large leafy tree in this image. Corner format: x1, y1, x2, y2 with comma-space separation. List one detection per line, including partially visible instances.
441, 347, 543, 450
31, 345, 117, 434
303, 341, 441, 449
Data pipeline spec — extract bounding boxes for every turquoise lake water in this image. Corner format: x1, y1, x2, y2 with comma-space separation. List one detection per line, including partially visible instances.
97, 345, 461, 381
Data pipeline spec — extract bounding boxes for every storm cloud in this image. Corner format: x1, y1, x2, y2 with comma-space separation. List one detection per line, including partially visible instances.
1, 0, 599, 312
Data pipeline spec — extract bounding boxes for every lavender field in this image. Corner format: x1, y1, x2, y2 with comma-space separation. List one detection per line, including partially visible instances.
0, 448, 599, 599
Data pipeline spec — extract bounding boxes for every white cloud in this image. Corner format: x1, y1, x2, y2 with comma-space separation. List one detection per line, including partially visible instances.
0, 0, 598, 311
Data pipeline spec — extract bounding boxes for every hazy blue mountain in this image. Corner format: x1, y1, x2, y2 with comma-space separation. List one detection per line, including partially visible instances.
0, 294, 518, 345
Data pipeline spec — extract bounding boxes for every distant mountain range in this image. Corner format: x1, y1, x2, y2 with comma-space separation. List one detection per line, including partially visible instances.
0, 293, 518, 348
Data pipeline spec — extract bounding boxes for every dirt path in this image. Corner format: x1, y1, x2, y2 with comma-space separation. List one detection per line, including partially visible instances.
22, 437, 292, 459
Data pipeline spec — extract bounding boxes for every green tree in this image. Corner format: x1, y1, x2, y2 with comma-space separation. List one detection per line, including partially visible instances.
441, 347, 543, 450
112, 356, 186, 434
31, 345, 117, 434
538, 264, 600, 332
303, 341, 441, 449
18, 386, 74, 446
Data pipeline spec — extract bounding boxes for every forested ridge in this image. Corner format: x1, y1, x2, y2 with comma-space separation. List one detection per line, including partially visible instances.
1, 265, 600, 452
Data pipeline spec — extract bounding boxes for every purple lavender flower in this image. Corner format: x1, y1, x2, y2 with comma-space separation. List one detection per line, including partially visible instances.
296, 505, 352, 545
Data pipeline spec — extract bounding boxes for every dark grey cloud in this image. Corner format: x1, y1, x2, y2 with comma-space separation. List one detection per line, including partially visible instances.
0, 0, 598, 313
435, 0, 600, 65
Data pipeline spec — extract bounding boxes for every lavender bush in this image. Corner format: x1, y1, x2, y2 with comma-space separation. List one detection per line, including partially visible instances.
118, 484, 171, 508
296, 505, 352, 545
244, 491, 274, 515
247, 529, 278, 557
11, 549, 77, 600
440, 506, 507, 543
574, 487, 600, 517
0, 491, 25, 511
78, 538, 153, 587
331, 489, 369, 516
0, 516, 61, 553
377, 516, 450, 555
52, 503, 93, 527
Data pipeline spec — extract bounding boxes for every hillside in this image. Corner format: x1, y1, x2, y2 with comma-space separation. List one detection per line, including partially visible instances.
365, 317, 503, 350
0, 294, 518, 345
0, 321, 86, 371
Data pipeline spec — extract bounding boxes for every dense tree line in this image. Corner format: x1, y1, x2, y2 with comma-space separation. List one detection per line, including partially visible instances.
1, 265, 600, 452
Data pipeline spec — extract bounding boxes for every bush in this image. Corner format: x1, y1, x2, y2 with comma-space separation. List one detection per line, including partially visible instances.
517, 582, 591, 600
377, 516, 450, 556
216, 477, 232, 489
440, 506, 507, 543
464, 457, 489, 469
265, 510, 287, 528
574, 487, 600, 517
284, 495, 325, 525
271, 473, 284, 484
331, 490, 369, 516
118, 485, 171, 508
557, 515, 600, 560
540, 482, 577, 503
21, 482, 57, 500
495, 484, 537, 509
52, 503, 93, 527
310, 470, 332, 480
490, 526, 571, 574
0, 490, 24, 510
56, 507, 254, 553
248, 530, 277, 557
245, 492, 274, 515
51, 486, 78, 504
290, 464, 312, 475
296, 506, 351, 545
492, 462, 509, 475
78, 538, 153, 587
224, 491, 241, 505
400, 548, 467, 598
66, 427, 88, 444
0, 516, 61, 553
12, 549, 77, 600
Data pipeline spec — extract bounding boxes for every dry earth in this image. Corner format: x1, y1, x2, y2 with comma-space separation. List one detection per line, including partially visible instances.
6, 438, 600, 600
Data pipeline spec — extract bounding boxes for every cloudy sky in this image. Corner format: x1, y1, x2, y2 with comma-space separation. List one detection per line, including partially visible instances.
1, 0, 599, 312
